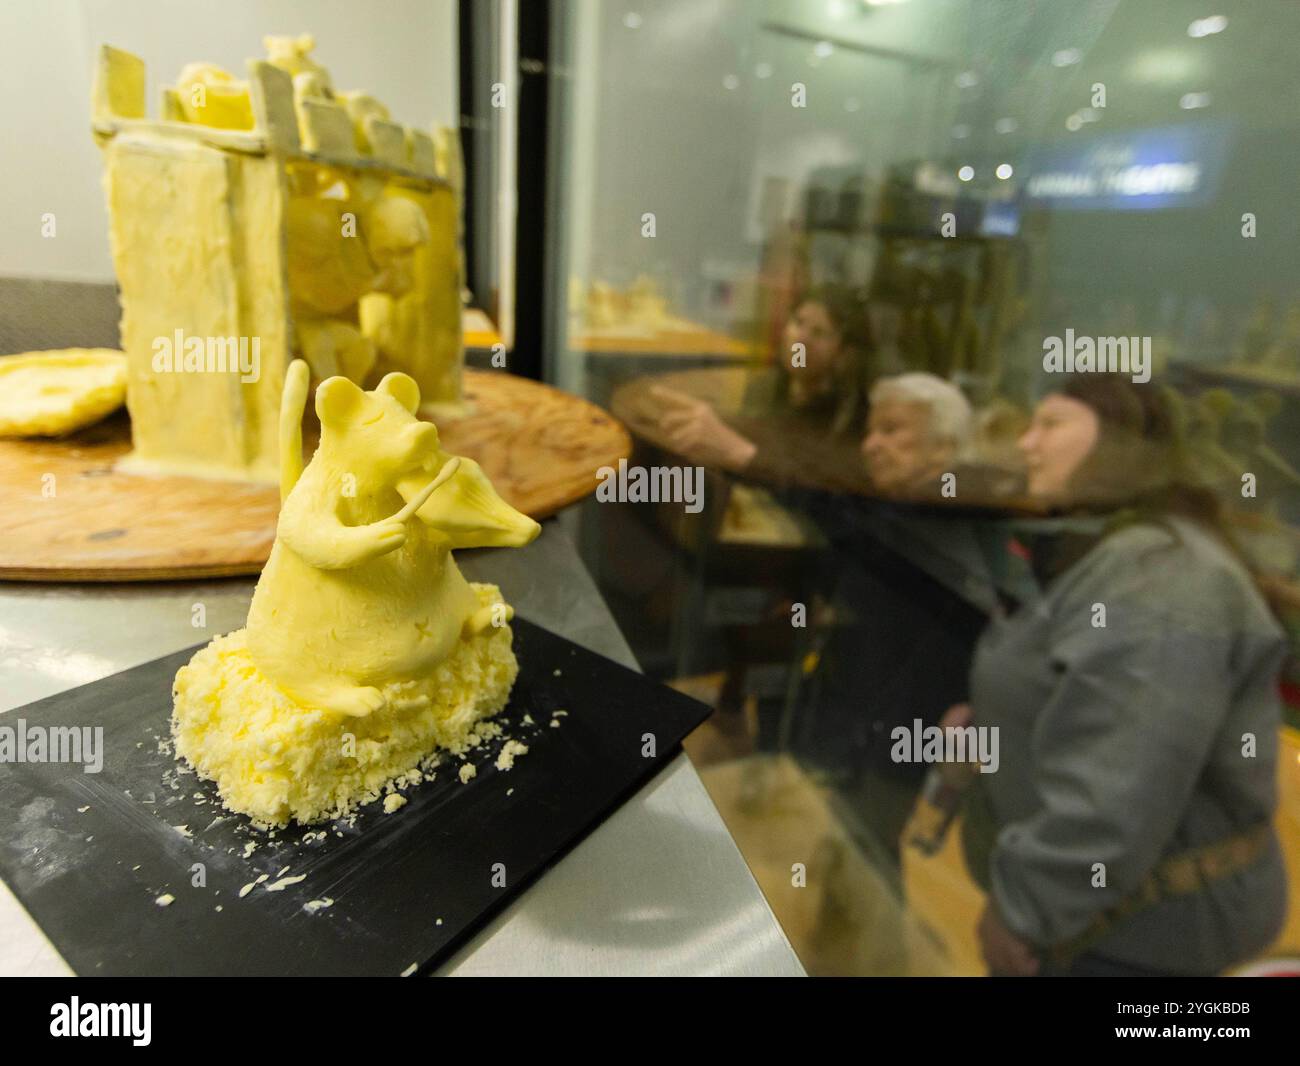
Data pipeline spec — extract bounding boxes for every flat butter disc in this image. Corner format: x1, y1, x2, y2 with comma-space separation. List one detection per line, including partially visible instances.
0, 348, 128, 437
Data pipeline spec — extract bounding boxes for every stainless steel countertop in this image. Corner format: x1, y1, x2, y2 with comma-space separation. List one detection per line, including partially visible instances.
0, 521, 804, 976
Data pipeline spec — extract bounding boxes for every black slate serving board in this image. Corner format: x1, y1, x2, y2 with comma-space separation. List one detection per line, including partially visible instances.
0, 617, 711, 975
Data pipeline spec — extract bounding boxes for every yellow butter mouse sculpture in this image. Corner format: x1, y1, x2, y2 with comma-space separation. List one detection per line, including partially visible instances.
246, 359, 539, 717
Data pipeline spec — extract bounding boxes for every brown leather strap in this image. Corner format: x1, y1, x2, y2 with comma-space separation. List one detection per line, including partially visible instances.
1045, 823, 1272, 968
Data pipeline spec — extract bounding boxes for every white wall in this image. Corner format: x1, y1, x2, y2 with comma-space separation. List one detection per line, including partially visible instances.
562, 0, 964, 329
0, 0, 458, 283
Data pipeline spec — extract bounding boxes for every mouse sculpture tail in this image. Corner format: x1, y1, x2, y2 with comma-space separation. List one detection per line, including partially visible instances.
278, 359, 311, 502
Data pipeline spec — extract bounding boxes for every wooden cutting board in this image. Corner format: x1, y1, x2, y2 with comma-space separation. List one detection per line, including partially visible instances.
0, 369, 630, 582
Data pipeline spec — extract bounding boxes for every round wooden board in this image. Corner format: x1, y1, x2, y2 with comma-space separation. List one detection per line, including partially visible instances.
0, 369, 630, 582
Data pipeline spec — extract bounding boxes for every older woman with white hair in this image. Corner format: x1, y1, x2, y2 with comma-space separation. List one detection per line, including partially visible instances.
861, 373, 974, 497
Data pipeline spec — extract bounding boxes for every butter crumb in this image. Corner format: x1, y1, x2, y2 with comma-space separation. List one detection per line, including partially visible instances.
77, 805, 90, 813
265, 874, 307, 892
239, 882, 256, 898
401, 963, 418, 977
458, 763, 476, 784
383, 793, 407, 814
495, 740, 528, 772
242, 841, 257, 858
303, 898, 334, 914
154, 893, 174, 907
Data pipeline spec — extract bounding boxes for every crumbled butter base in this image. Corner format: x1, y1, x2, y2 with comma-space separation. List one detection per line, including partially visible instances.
171, 583, 517, 828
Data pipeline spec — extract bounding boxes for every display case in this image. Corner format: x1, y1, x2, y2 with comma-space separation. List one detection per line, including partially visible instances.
2, 0, 1299, 986
0, 0, 795, 979
544, 0, 1300, 976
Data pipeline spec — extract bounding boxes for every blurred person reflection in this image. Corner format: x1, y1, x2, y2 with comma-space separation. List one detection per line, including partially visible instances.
786, 376, 985, 864
862, 373, 973, 497
857, 373, 1025, 506
651, 285, 886, 493
943, 375, 1288, 977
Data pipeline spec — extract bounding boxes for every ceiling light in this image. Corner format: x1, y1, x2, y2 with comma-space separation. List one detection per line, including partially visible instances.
1188, 16, 1228, 38
995, 163, 1013, 180
1130, 48, 1200, 86
1052, 48, 1082, 67
958, 165, 974, 182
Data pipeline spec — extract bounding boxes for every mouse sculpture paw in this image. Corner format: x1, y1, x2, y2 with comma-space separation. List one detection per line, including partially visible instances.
327, 518, 407, 567
323, 683, 387, 718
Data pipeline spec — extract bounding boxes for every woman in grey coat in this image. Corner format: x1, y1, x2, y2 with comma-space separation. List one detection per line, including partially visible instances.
955, 374, 1288, 976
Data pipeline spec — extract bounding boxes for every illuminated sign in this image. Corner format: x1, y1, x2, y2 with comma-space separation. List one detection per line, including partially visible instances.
1023, 122, 1232, 210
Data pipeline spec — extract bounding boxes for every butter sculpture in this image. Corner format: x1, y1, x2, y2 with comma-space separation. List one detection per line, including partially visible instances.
172, 360, 539, 826
0, 349, 127, 437
92, 34, 465, 481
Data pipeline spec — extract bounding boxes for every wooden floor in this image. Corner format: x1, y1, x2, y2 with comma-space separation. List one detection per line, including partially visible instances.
678, 676, 1300, 976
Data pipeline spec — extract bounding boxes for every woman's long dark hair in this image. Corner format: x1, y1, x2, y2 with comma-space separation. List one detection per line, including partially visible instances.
1050, 373, 1235, 549
773, 283, 877, 436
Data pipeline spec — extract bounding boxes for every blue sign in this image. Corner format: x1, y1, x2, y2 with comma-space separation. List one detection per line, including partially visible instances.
980, 198, 1021, 236
1023, 121, 1233, 211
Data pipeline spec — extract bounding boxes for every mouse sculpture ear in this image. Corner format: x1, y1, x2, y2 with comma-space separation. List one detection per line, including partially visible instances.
375, 372, 421, 413
316, 375, 365, 424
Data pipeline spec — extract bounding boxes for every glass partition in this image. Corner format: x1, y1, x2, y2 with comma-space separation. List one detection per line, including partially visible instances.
547, 0, 1300, 976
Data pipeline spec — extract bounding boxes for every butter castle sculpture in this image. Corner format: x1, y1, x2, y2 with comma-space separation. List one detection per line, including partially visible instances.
92, 34, 465, 481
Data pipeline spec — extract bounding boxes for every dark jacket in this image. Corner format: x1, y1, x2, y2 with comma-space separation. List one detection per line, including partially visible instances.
728, 368, 873, 496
